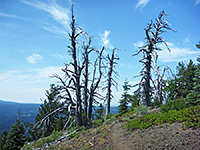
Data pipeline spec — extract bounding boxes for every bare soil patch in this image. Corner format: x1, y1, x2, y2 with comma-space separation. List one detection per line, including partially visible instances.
110, 121, 200, 150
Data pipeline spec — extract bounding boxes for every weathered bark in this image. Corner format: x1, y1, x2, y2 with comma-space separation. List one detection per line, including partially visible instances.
142, 46, 152, 106
82, 37, 93, 120
88, 47, 104, 121
105, 49, 119, 115
34, 6, 105, 130
134, 10, 175, 106
83, 48, 89, 116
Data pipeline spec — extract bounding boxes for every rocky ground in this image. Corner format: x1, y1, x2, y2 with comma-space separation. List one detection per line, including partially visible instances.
55, 120, 200, 150
25, 109, 200, 150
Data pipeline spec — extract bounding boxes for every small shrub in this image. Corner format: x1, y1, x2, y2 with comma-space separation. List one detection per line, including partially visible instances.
93, 119, 104, 127
105, 114, 112, 120
21, 144, 33, 150
134, 105, 149, 115
113, 113, 121, 118
34, 131, 63, 148
151, 97, 162, 108
95, 128, 102, 134
160, 98, 186, 113
125, 105, 200, 130
47, 145, 57, 150
129, 115, 136, 120
104, 114, 114, 124
120, 117, 129, 122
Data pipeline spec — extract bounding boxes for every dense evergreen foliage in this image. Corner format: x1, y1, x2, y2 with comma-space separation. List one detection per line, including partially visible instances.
0, 131, 8, 150
3, 118, 26, 150
118, 81, 132, 114
29, 84, 65, 140
196, 41, 200, 62
94, 104, 104, 120
161, 60, 200, 112
164, 60, 196, 101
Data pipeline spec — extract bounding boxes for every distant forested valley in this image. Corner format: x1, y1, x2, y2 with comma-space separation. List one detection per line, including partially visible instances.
0, 100, 118, 135
0, 100, 40, 135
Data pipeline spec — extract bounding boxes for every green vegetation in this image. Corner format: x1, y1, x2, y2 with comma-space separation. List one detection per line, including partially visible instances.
3, 118, 26, 150
94, 104, 104, 120
134, 105, 149, 115
0, 131, 8, 150
30, 131, 63, 148
2, 7, 200, 149
160, 60, 200, 113
118, 80, 132, 114
164, 60, 197, 101
125, 105, 200, 130
31, 84, 64, 140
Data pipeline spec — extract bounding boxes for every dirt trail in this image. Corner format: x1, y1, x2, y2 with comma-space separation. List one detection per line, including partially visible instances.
110, 122, 132, 150
110, 122, 200, 150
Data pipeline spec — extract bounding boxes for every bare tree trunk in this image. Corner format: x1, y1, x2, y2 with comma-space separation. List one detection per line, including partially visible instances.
88, 91, 94, 121
83, 51, 88, 116
105, 49, 119, 115
106, 66, 112, 115
144, 46, 152, 106
88, 47, 104, 121
70, 7, 83, 126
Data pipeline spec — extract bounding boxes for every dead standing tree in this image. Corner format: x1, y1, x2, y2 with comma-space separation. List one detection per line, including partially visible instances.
104, 49, 119, 115
134, 10, 175, 106
88, 47, 105, 121
34, 7, 105, 129
47, 7, 95, 127
152, 64, 173, 105
82, 37, 92, 121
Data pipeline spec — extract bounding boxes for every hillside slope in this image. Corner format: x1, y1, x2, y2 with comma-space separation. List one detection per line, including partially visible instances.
24, 106, 200, 150
54, 121, 200, 150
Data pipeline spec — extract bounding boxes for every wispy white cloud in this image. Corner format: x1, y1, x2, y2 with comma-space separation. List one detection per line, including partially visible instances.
100, 30, 114, 49
0, 66, 63, 103
135, 0, 151, 10
183, 37, 192, 44
42, 26, 68, 37
20, 0, 70, 36
133, 41, 144, 49
195, 0, 200, 5
158, 42, 200, 62
0, 12, 25, 20
51, 53, 68, 60
26, 54, 43, 64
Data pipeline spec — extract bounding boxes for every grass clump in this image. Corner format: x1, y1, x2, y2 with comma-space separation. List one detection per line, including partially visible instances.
33, 131, 63, 148
125, 105, 200, 130
134, 105, 149, 115
104, 114, 115, 124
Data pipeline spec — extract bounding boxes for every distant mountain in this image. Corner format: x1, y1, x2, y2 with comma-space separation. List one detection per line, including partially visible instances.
0, 100, 118, 135
0, 100, 40, 134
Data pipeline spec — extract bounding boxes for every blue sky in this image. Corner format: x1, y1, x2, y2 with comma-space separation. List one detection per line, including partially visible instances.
0, 0, 200, 105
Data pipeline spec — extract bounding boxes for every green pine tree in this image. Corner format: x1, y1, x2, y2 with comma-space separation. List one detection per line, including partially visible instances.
55, 116, 65, 131
196, 41, 200, 62
95, 104, 104, 120
30, 84, 63, 140
3, 119, 26, 150
186, 64, 200, 105
118, 80, 132, 114
164, 60, 196, 101
0, 130, 8, 150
